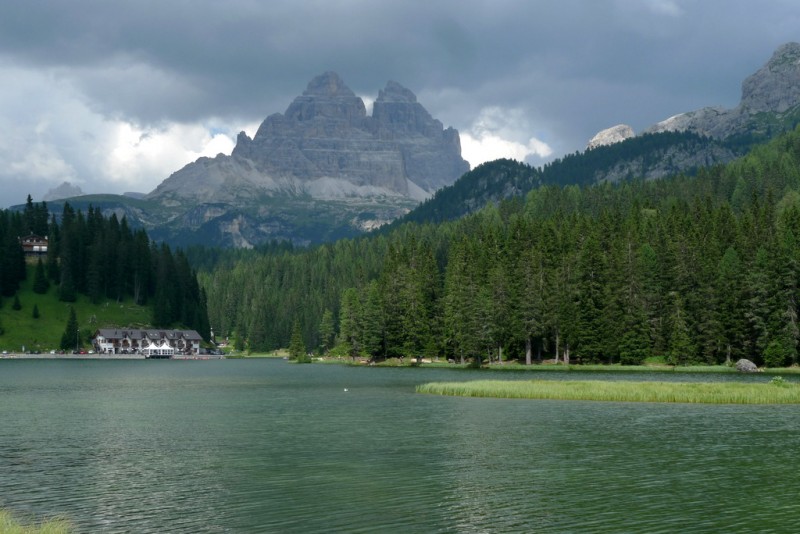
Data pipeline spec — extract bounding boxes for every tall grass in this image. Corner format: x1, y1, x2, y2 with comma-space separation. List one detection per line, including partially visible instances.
0, 510, 72, 534
416, 379, 800, 404
481, 363, 740, 373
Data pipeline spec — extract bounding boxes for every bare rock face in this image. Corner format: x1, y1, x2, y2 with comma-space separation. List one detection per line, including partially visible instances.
148, 72, 469, 204
587, 124, 635, 149
645, 42, 800, 139
740, 42, 800, 114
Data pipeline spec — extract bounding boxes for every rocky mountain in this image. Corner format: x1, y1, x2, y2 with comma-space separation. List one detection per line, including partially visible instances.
43, 181, 85, 201
647, 42, 800, 139
141, 72, 468, 246
587, 124, 634, 149
581, 42, 800, 184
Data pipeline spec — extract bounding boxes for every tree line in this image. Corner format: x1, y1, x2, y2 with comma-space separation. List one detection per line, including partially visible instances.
201, 127, 800, 366
0, 197, 210, 339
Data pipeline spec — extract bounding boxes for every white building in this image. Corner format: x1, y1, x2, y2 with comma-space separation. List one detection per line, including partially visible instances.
93, 328, 203, 357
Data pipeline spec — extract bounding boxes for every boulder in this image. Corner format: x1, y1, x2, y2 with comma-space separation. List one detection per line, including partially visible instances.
735, 358, 759, 373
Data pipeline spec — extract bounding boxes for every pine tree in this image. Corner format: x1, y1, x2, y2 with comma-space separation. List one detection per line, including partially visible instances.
32, 303, 40, 319
716, 247, 745, 364
743, 247, 772, 363
289, 318, 309, 362
60, 306, 80, 351
361, 281, 384, 358
338, 287, 362, 359
32, 257, 49, 294
619, 304, 650, 365
666, 292, 695, 366
11, 294, 21, 311
58, 260, 77, 302
574, 230, 606, 363
318, 309, 335, 354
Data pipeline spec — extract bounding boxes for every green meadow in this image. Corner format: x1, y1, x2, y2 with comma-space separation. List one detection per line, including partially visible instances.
416, 378, 800, 404
0, 265, 150, 353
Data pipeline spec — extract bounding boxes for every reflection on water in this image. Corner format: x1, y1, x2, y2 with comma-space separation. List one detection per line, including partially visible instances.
0, 359, 799, 532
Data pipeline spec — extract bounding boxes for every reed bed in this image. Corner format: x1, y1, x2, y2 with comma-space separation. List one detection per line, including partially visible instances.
416, 379, 800, 404
0, 510, 72, 534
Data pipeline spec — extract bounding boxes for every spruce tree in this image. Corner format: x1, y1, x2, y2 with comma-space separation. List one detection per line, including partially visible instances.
32, 304, 40, 319
32, 257, 49, 294
574, 231, 606, 363
289, 318, 309, 362
60, 306, 80, 351
12, 294, 21, 311
361, 280, 384, 358
318, 309, 335, 354
666, 292, 695, 366
338, 287, 362, 359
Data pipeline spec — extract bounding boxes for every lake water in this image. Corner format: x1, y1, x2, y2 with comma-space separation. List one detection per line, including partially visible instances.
1, 359, 799, 533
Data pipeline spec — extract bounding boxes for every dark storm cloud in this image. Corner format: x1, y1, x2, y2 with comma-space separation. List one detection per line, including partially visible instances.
0, 1, 795, 128
0, 0, 798, 206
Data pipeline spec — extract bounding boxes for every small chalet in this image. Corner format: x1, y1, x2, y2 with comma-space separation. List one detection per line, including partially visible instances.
19, 234, 48, 257
93, 328, 203, 357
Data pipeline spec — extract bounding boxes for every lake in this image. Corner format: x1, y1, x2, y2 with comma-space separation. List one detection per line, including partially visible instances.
1, 359, 798, 532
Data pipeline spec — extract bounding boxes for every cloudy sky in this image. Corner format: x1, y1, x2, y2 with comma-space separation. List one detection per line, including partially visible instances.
0, 0, 798, 207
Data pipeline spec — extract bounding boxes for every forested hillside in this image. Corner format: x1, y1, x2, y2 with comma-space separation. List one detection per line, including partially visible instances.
0, 198, 210, 339
202, 127, 800, 367
398, 131, 741, 227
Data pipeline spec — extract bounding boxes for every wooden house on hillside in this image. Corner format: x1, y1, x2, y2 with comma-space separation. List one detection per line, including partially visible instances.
19, 234, 48, 257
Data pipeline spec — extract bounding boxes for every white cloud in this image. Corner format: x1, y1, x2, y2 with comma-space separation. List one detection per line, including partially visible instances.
0, 60, 259, 206
102, 121, 241, 193
460, 106, 552, 167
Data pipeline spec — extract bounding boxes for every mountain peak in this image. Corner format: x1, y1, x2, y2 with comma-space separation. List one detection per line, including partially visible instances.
377, 81, 417, 103
587, 124, 634, 149
303, 71, 355, 97
148, 72, 469, 246
740, 41, 800, 113
43, 181, 85, 201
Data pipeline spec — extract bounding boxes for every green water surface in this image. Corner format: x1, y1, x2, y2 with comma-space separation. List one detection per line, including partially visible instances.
0, 359, 797, 532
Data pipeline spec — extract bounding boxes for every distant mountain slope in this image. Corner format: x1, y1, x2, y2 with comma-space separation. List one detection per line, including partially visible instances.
399, 131, 739, 226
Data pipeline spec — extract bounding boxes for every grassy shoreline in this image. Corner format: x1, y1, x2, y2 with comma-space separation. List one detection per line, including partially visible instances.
416, 378, 800, 404
301, 356, 800, 375
0, 509, 71, 534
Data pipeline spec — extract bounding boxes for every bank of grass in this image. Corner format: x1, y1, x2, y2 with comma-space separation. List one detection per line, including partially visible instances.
416, 378, 800, 404
0, 509, 72, 534
478, 362, 741, 373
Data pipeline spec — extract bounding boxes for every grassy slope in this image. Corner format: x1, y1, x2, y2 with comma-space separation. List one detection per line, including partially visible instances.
0, 265, 151, 353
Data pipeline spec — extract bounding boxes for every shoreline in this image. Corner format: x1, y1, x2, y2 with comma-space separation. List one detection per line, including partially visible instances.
0, 353, 225, 360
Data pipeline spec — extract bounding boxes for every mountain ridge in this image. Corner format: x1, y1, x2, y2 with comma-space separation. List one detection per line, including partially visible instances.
148, 72, 468, 205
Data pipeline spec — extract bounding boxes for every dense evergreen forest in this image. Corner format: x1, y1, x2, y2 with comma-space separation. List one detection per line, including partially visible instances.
395, 131, 738, 227
201, 128, 800, 367
0, 197, 210, 339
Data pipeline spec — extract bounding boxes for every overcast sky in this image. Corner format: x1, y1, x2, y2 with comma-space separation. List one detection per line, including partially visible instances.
0, 0, 798, 207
